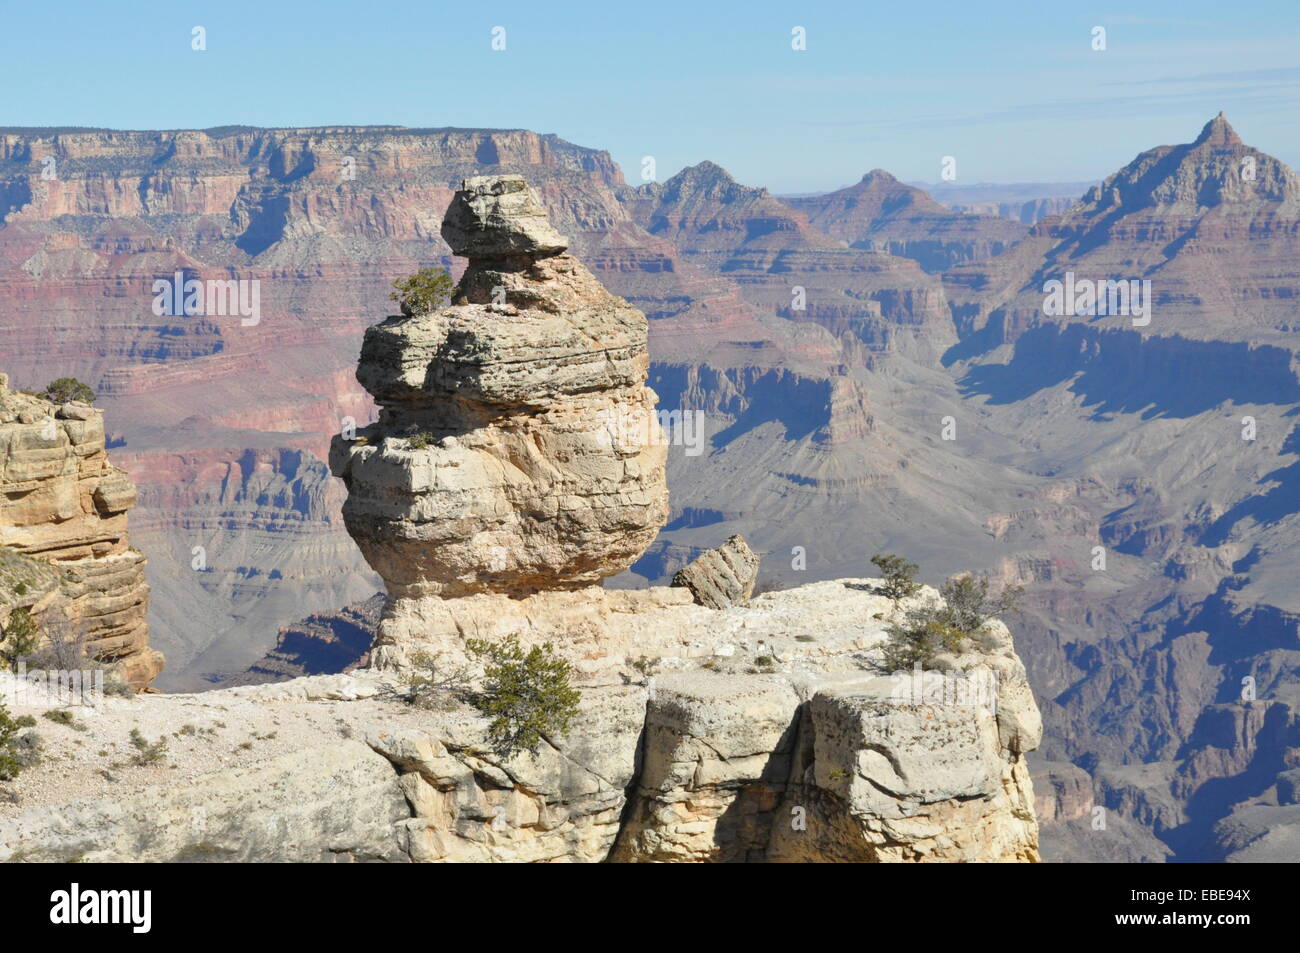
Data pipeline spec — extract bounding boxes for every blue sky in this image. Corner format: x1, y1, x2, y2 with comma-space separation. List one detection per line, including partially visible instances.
3, 0, 1298, 192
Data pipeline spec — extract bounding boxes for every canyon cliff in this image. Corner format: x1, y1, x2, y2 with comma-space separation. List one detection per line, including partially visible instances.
2, 115, 1297, 861
0, 186, 1043, 861
0, 375, 162, 687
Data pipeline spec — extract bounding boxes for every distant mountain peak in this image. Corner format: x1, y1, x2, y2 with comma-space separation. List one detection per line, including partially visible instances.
670, 160, 739, 188
690, 159, 732, 177
660, 160, 768, 205
1071, 113, 1299, 215
1193, 112, 1242, 148
859, 169, 899, 185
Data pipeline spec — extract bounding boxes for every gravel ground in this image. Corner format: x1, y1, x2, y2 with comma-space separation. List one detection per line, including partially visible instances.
0, 672, 431, 816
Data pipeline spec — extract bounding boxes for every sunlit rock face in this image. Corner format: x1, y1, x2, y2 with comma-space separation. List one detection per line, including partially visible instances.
0, 375, 163, 688
330, 175, 669, 613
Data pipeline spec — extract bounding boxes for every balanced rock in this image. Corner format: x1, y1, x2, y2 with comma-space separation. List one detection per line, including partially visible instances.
439, 174, 569, 259
331, 176, 669, 635
671, 534, 760, 608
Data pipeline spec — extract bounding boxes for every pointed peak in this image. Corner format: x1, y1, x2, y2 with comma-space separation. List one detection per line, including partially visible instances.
1193, 112, 1242, 147
859, 168, 898, 185
679, 160, 736, 182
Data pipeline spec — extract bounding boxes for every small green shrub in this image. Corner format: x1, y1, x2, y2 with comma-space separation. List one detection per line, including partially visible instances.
128, 728, 167, 766
390, 267, 454, 317
0, 703, 22, 781
871, 553, 921, 607
881, 610, 969, 670
43, 377, 95, 404
465, 637, 582, 759
406, 431, 439, 450
42, 709, 74, 726
880, 570, 1024, 670
938, 575, 1023, 636
406, 651, 471, 710
102, 674, 134, 698
0, 607, 40, 670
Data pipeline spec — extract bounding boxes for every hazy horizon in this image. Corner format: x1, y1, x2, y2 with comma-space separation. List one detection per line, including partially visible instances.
3, 0, 1298, 192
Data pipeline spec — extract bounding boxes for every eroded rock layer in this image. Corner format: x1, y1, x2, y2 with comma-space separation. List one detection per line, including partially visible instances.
330, 175, 669, 661
0, 578, 1040, 863
0, 375, 163, 687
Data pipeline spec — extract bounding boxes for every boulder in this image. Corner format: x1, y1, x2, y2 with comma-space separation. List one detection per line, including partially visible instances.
671, 534, 760, 608
439, 174, 569, 259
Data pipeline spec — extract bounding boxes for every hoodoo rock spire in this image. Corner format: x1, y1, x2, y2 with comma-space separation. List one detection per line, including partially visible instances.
330, 174, 669, 663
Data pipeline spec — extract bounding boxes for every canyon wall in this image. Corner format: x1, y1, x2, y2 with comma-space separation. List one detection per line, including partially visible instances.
3, 116, 1298, 860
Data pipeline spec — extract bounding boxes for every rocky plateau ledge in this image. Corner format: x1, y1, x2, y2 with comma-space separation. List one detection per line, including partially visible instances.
0, 579, 1041, 862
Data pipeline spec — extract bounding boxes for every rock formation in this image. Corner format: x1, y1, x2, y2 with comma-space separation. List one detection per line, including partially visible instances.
302, 178, 1046, 861
330, 174, 670, 665
671, 534, 759, 608
0, 578, 1041, 863
0, 375, 163, 687
0, 178, 1044, 862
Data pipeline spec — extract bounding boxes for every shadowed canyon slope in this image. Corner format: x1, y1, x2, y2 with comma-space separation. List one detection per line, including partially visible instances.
0, 376, 163, 687
1, 117, 1298, 860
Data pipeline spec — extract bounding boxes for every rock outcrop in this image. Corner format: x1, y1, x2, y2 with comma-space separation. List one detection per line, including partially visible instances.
0, 375, 162, 687
330, 174, 670, 665
671, 534, 759, 608
0, 578, 1041, 863
318, 178, 1042, 861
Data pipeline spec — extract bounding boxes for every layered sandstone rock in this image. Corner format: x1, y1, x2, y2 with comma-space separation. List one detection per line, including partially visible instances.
330, 174, 669, 663
311, 178, 1044, 862
0, 375, 163, 687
